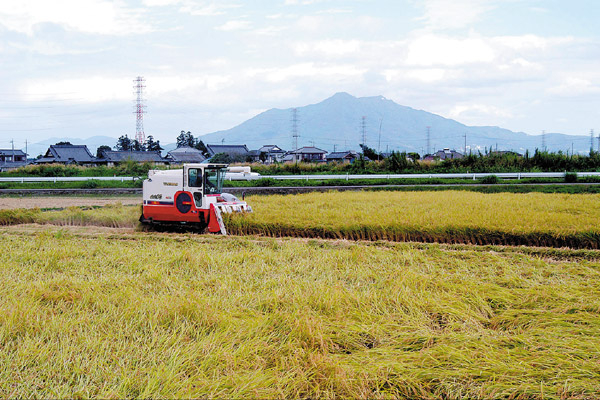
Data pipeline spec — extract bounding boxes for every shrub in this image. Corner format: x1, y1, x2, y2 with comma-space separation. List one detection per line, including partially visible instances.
565, 172, 578, 183
479, 175, 499, 184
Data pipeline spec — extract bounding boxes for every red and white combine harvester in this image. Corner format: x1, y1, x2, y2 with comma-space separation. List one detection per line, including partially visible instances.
139, 163, 252, 234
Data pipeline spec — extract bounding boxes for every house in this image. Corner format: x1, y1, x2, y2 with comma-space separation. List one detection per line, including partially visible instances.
288, 146, 328, 162
35, 144, 97, 165
206, 144, 250, 161
249, 145, 286, 163
99, 150, 169, 167
326, 151, 358, 164
0, 149, 27, 163
166, 146, 206, 164
0, 149, 29, 171
423, 148, 463, 161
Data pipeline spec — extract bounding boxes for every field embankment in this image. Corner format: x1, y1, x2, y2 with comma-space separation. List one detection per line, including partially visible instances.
1, 225, 599, 398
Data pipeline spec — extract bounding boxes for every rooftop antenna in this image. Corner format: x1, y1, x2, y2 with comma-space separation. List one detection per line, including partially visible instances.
133, 76, 146, 146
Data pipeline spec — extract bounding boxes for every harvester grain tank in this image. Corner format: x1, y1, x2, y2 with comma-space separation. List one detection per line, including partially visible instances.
139, 163, 251, 234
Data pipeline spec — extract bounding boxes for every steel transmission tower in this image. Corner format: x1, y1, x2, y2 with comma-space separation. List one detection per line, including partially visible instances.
133, 76, 146, 145
361, 116, 367, 147
291, 108, 299, 150
542, 130, 546, 151
426, 126, 431, 155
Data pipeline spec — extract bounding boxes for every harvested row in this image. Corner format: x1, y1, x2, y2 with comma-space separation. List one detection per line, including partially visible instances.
225, 220, 600, 249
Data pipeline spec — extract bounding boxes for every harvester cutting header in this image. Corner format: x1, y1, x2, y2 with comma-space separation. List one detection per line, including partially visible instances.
140, 163, 251, 234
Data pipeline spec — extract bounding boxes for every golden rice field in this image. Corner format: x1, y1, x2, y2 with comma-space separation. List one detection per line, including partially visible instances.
2, 190, 600, 247
225, 191, 600, 248
1, 224, 600, 398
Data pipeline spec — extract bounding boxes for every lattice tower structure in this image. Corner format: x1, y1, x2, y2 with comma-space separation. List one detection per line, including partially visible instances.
134, 76, 147, 145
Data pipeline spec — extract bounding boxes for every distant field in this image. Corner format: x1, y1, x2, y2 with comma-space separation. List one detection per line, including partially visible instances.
1, 224, 599, 398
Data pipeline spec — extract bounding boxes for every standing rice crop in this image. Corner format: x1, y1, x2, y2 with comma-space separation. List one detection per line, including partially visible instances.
225, 191, 600, 248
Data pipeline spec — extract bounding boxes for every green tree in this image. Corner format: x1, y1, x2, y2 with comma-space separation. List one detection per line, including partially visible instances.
194, 139, 210, 158
359, 144, 381, 160
176, 130, 195, 148
96, 145, 111, 158
145, 135, 163, 152
115, 135, 132, 151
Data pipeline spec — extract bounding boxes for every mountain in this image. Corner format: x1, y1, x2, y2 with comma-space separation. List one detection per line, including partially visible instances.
198, 92, 589, 155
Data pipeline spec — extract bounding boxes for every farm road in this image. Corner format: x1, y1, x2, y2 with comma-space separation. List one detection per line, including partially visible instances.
0, 196, 140, 210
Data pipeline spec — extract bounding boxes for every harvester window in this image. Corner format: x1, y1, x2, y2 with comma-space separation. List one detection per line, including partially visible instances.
188, 168, 202, 187
204, 168, 225, 195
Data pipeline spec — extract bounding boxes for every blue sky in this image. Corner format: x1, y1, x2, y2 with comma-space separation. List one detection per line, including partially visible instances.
0, 0, 598, 151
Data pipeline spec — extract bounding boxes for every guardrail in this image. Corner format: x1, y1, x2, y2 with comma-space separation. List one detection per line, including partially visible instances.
237, 172, 600, 181
1, 171, 600, 183
0, 176, 138, 183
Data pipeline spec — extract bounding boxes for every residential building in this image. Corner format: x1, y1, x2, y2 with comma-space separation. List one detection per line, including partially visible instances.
206, 144, 250, 161
423, 148, 464, 161
326, 150, 358, 164
35, 144, 97, 165
288, 146, 328, 162
166, 146, 206, 164
249, 145, 286, 163
99, 150, 169, 167
0, 149, 29, 171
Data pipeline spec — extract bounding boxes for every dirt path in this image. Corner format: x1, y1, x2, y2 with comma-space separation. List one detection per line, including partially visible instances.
0, 196, 141, 209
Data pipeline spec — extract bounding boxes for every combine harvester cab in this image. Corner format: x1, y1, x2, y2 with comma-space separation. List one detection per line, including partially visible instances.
140, 163, 252, 234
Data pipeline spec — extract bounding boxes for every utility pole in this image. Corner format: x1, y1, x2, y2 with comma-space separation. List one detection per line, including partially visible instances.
10, 139, 14, 163
463, 132, 467, 154
291, 108, 299, 151
25, 139, 27, 160
591, 129, 595, 153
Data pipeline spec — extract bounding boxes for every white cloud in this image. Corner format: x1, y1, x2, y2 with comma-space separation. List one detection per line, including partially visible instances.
406, 35, 495, 66
547, 77, 600, 97
245, 63, 365, 83
294, 39, 361, 57
449, 104, 513, 120
403, 68, 447, 83
417, 0, 496, 30
215, 20, 251, 31
19, 74, 235, 103
0, 0, 151, 36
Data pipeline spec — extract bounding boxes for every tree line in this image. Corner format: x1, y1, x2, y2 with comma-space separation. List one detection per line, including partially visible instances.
92, 130, 210, 158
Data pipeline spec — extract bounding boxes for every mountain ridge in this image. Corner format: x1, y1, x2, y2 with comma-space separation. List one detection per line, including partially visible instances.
198, 92, 586, 154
